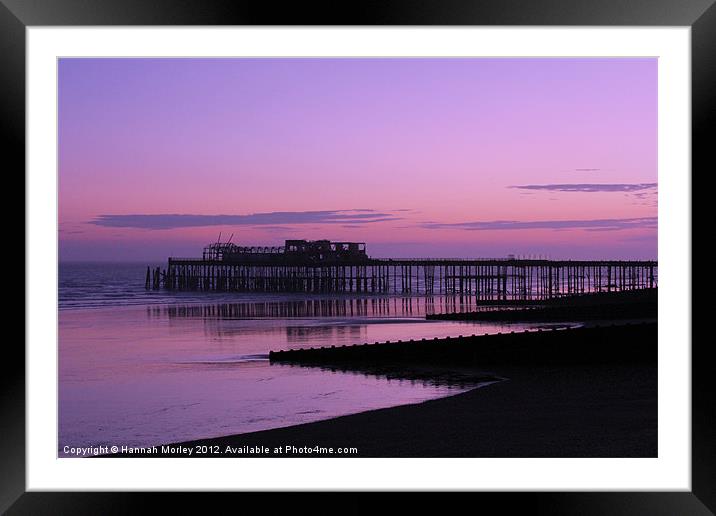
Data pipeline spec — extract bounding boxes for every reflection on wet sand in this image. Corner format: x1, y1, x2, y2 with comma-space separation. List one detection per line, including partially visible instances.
145, 295, 521, 321
61, 294, 557, 453
272, 361, 505, 390
285, 325, 365, 343
143, 296, 552, 345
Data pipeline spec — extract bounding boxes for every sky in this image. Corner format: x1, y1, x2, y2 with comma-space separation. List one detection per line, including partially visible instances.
58, 58, 657, 261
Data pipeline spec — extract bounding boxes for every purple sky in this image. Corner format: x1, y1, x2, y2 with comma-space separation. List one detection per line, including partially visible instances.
58, 58, 657, 261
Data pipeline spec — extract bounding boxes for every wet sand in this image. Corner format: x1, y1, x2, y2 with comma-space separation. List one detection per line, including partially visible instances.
133, 362, 655, 458
117, 321, 657, 458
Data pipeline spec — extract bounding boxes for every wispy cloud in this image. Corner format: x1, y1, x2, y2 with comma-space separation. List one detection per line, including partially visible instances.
89, 210, 401, 230
260, 225, 295, 232
574, 168, 601, 172
421, 217, 657, 232
509, 183, 657, 193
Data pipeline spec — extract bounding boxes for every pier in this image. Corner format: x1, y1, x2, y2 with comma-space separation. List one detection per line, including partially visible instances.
148, 239, 657, 301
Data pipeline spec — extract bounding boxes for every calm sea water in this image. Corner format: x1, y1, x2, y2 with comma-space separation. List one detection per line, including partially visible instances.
59, 262, 571, 455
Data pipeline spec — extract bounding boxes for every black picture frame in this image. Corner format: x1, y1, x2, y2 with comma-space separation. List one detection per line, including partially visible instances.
5, 0, 713, 513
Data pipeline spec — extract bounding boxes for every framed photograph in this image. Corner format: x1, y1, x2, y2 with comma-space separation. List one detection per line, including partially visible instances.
7, 0, 713, 512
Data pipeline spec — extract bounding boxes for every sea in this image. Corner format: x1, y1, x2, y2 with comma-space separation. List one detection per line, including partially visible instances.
58, 262, 571, 456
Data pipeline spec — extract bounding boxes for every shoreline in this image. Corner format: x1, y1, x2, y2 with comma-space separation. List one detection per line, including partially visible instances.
117, 364, 656, 458
114, 322, 657, 458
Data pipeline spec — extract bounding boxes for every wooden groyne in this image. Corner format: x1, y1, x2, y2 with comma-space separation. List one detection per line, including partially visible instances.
427, 289, 657, 322
149, 239, 658, 301
268, 322, 657, 367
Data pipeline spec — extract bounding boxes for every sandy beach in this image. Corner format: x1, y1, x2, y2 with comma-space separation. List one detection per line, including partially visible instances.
130, 363, 656, 458
96, 306, 659, 459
